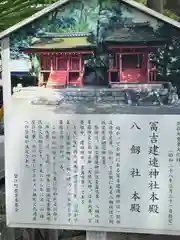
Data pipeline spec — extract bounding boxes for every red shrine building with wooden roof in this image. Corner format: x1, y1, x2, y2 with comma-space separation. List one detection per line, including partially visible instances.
105, 23, 166, 87
21, 24, 167, 89
22, 32, 95, 88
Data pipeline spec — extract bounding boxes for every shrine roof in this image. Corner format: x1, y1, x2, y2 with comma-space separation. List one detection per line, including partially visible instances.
36, 32, 92, 38
104, 25, 166, 44
24, 36, 95, 50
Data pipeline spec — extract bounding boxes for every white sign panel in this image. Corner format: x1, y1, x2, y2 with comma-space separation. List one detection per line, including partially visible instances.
5, 112, 180, 235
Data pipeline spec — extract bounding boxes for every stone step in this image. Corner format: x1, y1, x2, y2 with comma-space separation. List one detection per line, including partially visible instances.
62, 88, 126, 103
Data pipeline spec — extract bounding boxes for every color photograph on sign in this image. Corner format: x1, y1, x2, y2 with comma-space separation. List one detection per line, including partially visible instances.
9, 0, 180, 105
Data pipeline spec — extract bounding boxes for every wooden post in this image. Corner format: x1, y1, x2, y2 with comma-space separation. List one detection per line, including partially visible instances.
108, 56, 111, 85
1, 37, 11, 104
22, 229, 35, 240
50, 230, 59, 240
146, 52, 150, 82
46, 229, 59, 240
1, 36, 15, 240
79, 56, 83, 87
86, 231, 107, 240
119, 53, 122, 83
67, 58, 70, 85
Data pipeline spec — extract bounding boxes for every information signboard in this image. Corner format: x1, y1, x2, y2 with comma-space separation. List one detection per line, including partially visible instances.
5, 104, 180, 235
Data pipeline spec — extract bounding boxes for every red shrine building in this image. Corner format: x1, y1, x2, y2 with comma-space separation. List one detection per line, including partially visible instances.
106, 23, 166, 87
22, 24, 166, 88
22, 32, 95, 88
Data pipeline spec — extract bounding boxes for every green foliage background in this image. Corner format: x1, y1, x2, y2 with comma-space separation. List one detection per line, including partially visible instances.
7, 0, 180, 88
0, 0, 179, 32
0, 0, 57, 31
